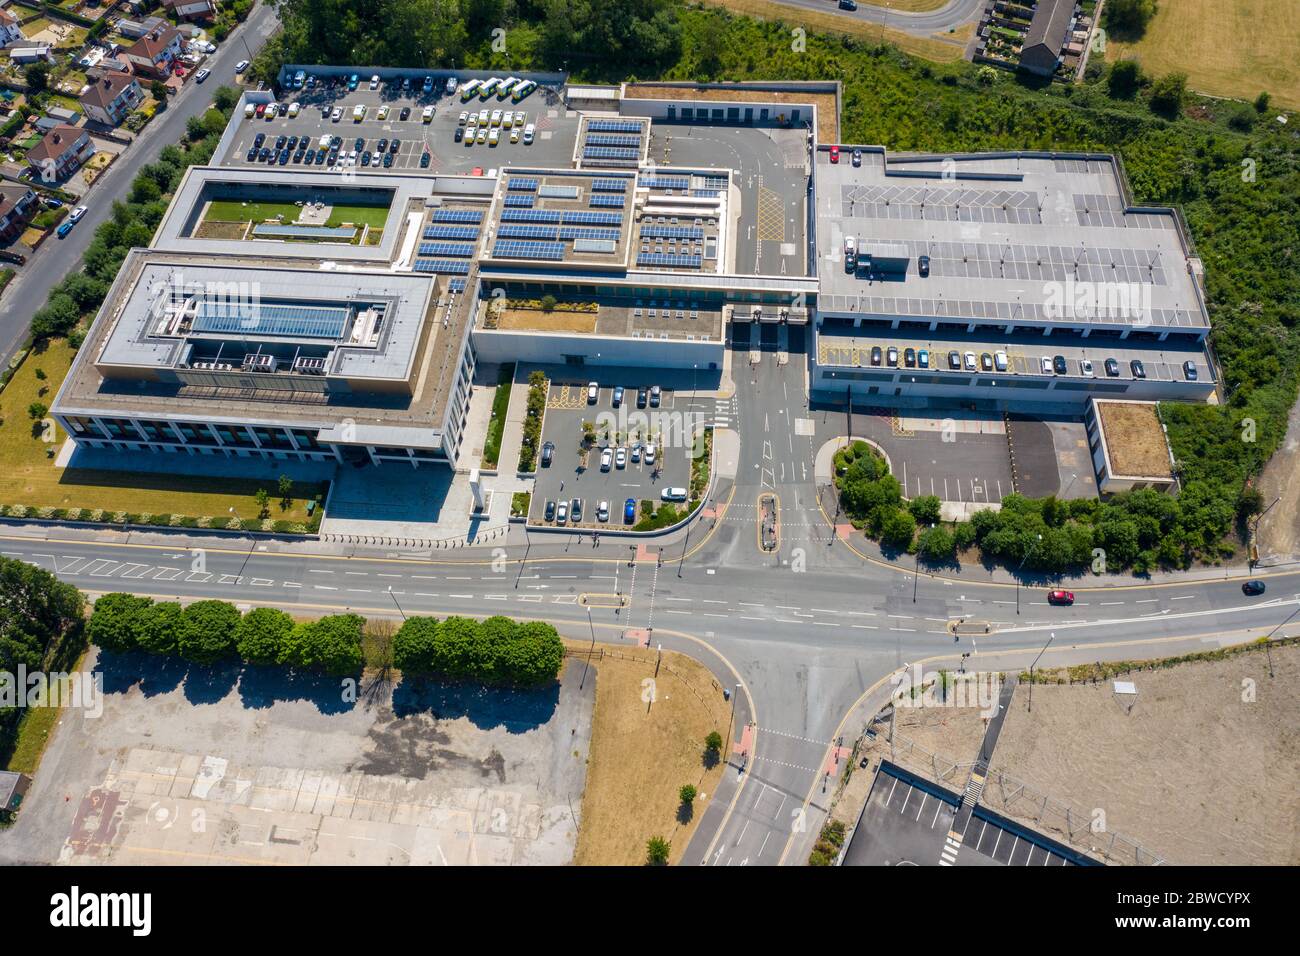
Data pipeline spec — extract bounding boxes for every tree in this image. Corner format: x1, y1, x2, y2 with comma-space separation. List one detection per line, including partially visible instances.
135, 601, 183, 656
151, 80, 169, 104
277, 474, 293, 508
255, 488, 270, 518
908, 495, 942, 526
1149, 72, 1188, 118
393, 616, 441, 674
679, 784, 697, 806
24, 62, 50, 94
235, 607, 293, 665
1107, 60, 1143, 99
879, 508, 917, 551
705, 731, 723, 754
85, 592, 152, 653
28, 401, 47, 421
1104, 0, 1158, 37
917, 525, 956, 563
212, 85, 241, 114
176, 600, 241, 665
281, 614, 365, 675
1254, 91, 1271, 113
645, 836, 671, 865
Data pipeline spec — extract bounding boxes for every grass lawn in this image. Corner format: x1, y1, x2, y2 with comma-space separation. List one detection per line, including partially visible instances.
0, 339, 328, 524
4, 699, 62, 775
204, 200, 392, 231
1106, 0, 1300, 108
481, 364, 514, 469
572, 640, 730, 865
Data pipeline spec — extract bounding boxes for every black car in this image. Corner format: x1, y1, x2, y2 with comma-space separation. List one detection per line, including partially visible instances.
376, 138, 388, 153
455, 126, 464, 142
314, 150, 326, 164
1048, 355, 1065, 375
331, 135, 342, 149
948, 350, 961, 370
544, 499, 556, 521
420, 151, 431, 168
304, 149, 315, 163
246, 147, 258, 161
355, 137, 365, 151
274, 135, 286, 150
286, 135, 298, 150
278, 151, 290, 165
390, 138, 401, 153
918, 254, 930, 278
253, 132, 265, 148
649, 385, 661, 407
400, 106, 411, 120
361, 151, 372, 166
870, 345, 882, 366
904, 348, 916, 368
382, 152, 394, 167
258, 147, 270, 161
294, 150, 306, 163
570, 498, 583, 522
1130, 359, 1147, 379
636, 386, 648, 408
979, 352, 993, 371
1242, 579, 1266, 596
1102, 357, 1119, 377
541, 441, 555, 467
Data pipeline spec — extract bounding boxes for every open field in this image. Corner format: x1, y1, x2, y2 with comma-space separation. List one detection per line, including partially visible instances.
571, 642, 730, 865
1105, 0, 1300, 108
990, 641, 1300, 865
703, 0, 968, 66
0, 339, 326, 523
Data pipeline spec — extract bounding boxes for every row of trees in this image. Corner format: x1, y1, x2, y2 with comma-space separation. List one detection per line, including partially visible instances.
393, 614, 563, 686
85, 595, 365, 675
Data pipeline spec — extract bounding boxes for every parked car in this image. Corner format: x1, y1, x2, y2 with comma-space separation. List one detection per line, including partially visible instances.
541, 441, 555, 467
980, 352, 993, 372
1040, 356, 1053, 375
624, 498, 637, 524
964, 351, 977, 371
555, 500, 568, 524
615, 447, 627, 469
917, 349, 929, 369
829, 145, 839, 164
1104, 357, 1120, 377
600, 447, 613, 471
994, 351, 1008, 372
597, 500, 609, 523
661, 487, 688, 502
235, 60, 250, 74
195, 68, 210, 83
645, 443, 656, 466
852, 149, 861, 166
887, 347, 899, 366
918, 255, 930, 277
1053, 355, 1067, 375
1080, 358, 1094, 376
649, 385, 661, 407
947, 351, 961, 370
904, 347, 915, 367
1242, 579, 1266, 596
523, 124, 535, 145
400, 106, 411, 120
1131, 359, 1147, 379
1183, 361, 1198, 381
570, 498, 583, 522
637, 386, 648, 408
420, 151, 431, 167
1047, 590, 1075, 606
56, 220, 75, 239
587, 381, 599, 404
871, 345, 882, 366
544, 500, 556, 521
612, 385, 624, 407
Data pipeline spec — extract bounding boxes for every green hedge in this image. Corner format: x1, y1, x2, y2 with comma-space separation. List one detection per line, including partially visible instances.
517, 370, 547, 472
393, 614, 563, 686
481, 364, 514, 469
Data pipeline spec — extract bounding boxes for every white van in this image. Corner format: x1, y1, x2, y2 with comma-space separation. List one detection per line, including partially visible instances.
352, 104, 366, 121
498, 77, 519, 99
286, 102, 301, 118
480, 77, 500, 99
460, 78, 481, 101
421, 105, 434, 123
244, 102, 256, 119
522, 123, 535, 145
445, 77, 458, 94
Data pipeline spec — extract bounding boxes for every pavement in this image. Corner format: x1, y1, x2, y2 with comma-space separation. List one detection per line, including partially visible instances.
0, 1, 283, 366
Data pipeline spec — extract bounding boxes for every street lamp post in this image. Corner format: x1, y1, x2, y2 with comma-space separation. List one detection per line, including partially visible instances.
1016, 533, 1042, 615
386, 585, 406, 621
1027, 631, 1055, 713
579, 606, 597, 690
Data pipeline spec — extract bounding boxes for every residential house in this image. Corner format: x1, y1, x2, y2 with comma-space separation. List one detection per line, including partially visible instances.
79, 70, 143, 126
116, 16, 168, 40
26, 124, 95, 182
0, 182, 39, 241
1019, 0, 1076, 77
0, 7, 24, 48
9, 45, 54, 65
122, 25, 183, 80
163, 0, 217, 21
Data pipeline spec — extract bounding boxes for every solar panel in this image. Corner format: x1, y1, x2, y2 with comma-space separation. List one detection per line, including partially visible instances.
590, 194, 626, 208
690, 189, 721, 198
501, 208, 562, 223
193, 302, 351, 339
431, 209, 483, 223
507, 177, 539, 192
583, 146, 639, 160
503, 194, 536, 207
636, 252, 702, 269
642, 225, 705, 240
448, 278, 467, 293
562, 210, 622, 226
424, 225, 480, 240
539, 184, 581, 199
559, 227, 620, 241
588, 119, 643, 133
418, 241, 476, 257
492, 240, 565, 260
641, 176, 690, 190
413, 258, 472, 275
498, 224, 559, 240
586, 134, 641, 148
592, 178, 628, 192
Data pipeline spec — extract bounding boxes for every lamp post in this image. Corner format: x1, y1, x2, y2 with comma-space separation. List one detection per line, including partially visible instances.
1016, 533, 1042, 615
386, 585, 406, 621
725, 681, 741, 760
579, 606, 598, 690
1027, 631, 1055, 714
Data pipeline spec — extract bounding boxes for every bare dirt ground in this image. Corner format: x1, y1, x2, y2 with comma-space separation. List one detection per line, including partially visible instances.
989, 643, 1300, 865
1254, 391, 1300, 563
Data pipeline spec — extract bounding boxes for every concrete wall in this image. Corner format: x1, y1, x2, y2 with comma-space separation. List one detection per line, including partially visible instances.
472, 329, 723, 370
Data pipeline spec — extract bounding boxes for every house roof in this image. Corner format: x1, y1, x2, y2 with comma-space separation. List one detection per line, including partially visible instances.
127, 26, 182, 60
80, 71, 138, 110
1022, 0, 1074, 55
0, 8, 18, 27
27, 124, 86, 165
0, 182, 32, 219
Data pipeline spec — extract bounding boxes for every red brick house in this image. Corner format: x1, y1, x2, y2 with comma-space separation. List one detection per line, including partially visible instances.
26, 125, 95, 183
0, 183, 39, 241
79, 71, 144, 127
122, 26, 183, 80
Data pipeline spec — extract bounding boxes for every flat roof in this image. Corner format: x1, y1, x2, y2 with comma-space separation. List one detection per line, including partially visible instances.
483, 167, 637, 268
1094, 400, 1174, 479
815, 149, 1209, 332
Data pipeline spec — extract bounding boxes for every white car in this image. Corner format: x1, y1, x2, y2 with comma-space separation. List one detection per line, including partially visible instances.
586, 381, 599, 403
265, 102, 279, 118
523, 123, 535, 145
510, 127, 520, 143
555, 500, 568, 524
68, 205, 87, 223
964, 351, 977, 371
446, 77, 458, 94
503, 110, 514, 127
376, 105, 389, 120
630, 444, 642, 463
660, 487, 688, 502
478, 109, 489, 125
475, 127, 487, 144
235, 59, 250, 74
1080, 358, 1095, 376
1040, 356, 1053, 375
286, 101, 300, 117
488, 128, 500, 146
994, 350, 1008, 372
331, 106, 343, 122
490, 109, 502, 127
597, 500, 609, 523
600, 448, 613, 471
514, 112, 526, 128
369, 75, 380, 90
644, 443, 656, 465
615, 447, 627, 469
458, 111, 469, 125
195, 68, 210, 83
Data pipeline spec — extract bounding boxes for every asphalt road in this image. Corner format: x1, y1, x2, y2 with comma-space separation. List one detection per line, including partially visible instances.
0, 1, 282, 364
762, 0, 985, 37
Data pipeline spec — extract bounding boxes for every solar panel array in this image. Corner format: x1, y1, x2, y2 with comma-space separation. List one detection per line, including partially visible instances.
424, 225, 480, 241
588, 119, 643, 133
590, 194, 626, 208
418, 241, 476, 257
507, 177, 539, 192
503, 194, 536, 207
502, 208, 562, 223
563, 211, 622, 226
559, 227, 620, 241
431, 209, 483, 223
642, 175, 690, 190
701, 176, 728, 190
493, 240, 564, 260
586, 134, 640, 148
193, 302, 351, 339
448, 278, 467, 293
499, 224, 558, 240
642, 224, 704, 240
413, 259, 472, 275
539, 184, 581, 200
583, 146, 639, 161
636, 252, 702, 269
592, 178, 628, 192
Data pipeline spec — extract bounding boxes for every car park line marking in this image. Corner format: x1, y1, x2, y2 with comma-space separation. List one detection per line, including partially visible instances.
119, 564, 150, 579
449, 593, 473, 599
314, 585, 337, 591
1170, 595, 1195, 601
347, 588, 371, 594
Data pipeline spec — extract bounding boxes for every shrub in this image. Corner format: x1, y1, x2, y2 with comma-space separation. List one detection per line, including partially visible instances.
646, 836, 670, 866
281, 613, 365, 675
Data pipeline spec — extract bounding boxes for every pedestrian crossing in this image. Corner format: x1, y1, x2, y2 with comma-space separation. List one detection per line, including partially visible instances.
940, 830, 963, 866
713, 396, 737, 429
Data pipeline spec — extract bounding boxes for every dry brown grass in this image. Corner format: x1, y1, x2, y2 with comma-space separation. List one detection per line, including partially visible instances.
570, 640, 730, 865
1096, 401, 1171, 478
498, 309, 598, 334
1105, 0, 1300, 109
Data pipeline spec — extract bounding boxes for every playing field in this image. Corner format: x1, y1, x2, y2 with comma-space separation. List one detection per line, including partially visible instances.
1105, 0, 1300, 108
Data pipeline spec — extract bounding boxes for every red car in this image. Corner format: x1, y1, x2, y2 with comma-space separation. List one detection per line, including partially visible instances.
1047, 590, 1075, 606
829, 145, 840, 164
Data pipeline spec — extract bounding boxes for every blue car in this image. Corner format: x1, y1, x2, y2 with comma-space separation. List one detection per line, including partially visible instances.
623, 498, 637, 524
56, 220, 75, 239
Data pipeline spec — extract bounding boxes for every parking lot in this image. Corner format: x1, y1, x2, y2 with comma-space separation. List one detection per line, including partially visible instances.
530, 379, 698, 530
220, 76, 583, 176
